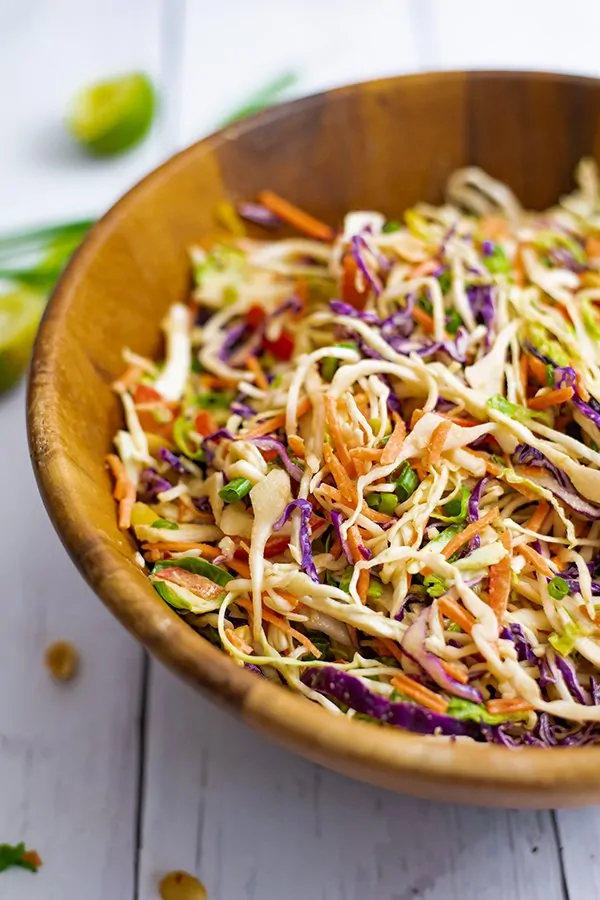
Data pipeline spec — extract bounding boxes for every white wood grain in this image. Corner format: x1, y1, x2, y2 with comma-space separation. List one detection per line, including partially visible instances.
138, 664, 563, 900
177, 0, 421, 148
0, 0, 165, 230
0, 386, 144, 900
421, 0, 600, 75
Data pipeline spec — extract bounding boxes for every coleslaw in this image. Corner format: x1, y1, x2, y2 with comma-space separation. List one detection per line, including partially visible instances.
108, 160, 600, 746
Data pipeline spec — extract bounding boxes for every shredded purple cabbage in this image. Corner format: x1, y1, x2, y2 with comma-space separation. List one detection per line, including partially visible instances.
330, 510, 352, 564
193, 495, 212, 513
401, 610, 483, 704
350, 235, 383, 297
273, 500, 319, 582
237, 201, 282, 228
513, 444, 600, 519
250, 437, 303, 481
500, 623, 537, 665
467, 284, 495, 347
467, 476, 488, 550
301, 667, 481, 738
244, 662, 264, 676
158, 448, 188, 475
140, 467, 172, 499
330, 300, 380, 324
218, 322, 247, 361
230, 401, 256, 418
554, 653, 591, 705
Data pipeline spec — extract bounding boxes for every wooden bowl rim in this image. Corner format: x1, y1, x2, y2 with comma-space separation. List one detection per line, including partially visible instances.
28, 70, 600, 802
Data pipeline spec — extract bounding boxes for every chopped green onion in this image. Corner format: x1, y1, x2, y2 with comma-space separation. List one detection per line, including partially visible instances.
487, 394, 544, 423
321, 341, 358, 382
195, 391, 232, 410
439, 485, 470, 522
367, 578, 384, 600
382, 219, 402, 233
438, 271, 452, 294
548, 576, 569, 601
548, 621, 579, 657
482, 243, 510, 274
366, 492, 398, 515
0, 842, 41, 873
219, 477, 252, 503
444, 307, 462, 334
545, 364, 555, 387
151, 519, 179, 530
173, 416, 204, 461
394, 461, 419, 501
423, 574, 448, 598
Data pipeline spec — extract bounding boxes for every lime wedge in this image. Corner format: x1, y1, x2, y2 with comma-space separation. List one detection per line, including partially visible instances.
0, 290, 45, 394
68, 72, 156, 156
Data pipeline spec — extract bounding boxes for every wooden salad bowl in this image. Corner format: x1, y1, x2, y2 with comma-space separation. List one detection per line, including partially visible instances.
28, 71, 600, 807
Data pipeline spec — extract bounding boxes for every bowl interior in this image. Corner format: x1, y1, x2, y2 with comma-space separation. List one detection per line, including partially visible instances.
28, 71, 600, 806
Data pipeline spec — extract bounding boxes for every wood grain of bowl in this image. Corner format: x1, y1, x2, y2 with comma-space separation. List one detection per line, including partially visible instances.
28, 71, 600, 807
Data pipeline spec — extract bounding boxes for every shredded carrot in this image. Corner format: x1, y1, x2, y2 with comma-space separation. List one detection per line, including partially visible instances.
377, 637, 405, 665
486, 698, 533, 715
381, 415, 406, 466
438, 595, 476, 634
294, 277, 308, 316
324, 443, 355, 502
288, 434, 305, 458
341, 253, 368, 310
319, 484, 392, 524
412, 306, 435, 333
411, 259, 440, 279
525, 501, 549, 534
480, 216, 507, 239
113, 364, 142, 393
105, 454, 136, 530
520, 543, 555, 578
527, 355, 548, 385
439, 413, 480, 427
226, 558, 252, 578
236, 596, 322, 657
390, 673, 449, 714
194, 409, 217, 437
257, 189, 335, 242
574, 368, 590, 402
442, 506, 500, 559
227, 631, 254, 654
488, 531, 512, 622
350, 447, 383, 461
410, 408, 426, 429
242, 395, 311, 439
586, 235, 600, 258
347, 525, 370, 603
246, 354, 269, 391
527, 386, 574, 410
324, 395, 356, 476
425, 419, 452, 470
440, 659, 469, 684
329, 536, 342, 558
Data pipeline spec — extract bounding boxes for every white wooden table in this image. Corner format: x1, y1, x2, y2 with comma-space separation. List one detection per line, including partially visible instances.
2, 2, 600, 897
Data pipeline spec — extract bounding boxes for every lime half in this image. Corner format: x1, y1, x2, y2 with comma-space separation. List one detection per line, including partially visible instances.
0, 291, 45, 394
68, 72, 156, 156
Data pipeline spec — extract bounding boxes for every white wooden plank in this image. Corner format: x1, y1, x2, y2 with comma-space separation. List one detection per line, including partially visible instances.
554, 810, 600, 899
0, 0, 164, 231
0, 385, 144, 900
423, 0, 600, 75
139, 663, 562, 900
177, 0, 421, 148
